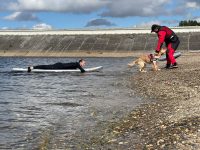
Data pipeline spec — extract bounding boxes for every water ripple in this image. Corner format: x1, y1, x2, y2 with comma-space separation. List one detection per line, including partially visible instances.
0, 57, 142, 149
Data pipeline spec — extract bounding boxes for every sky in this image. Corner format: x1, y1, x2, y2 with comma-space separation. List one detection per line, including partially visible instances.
0, 0, 200, 30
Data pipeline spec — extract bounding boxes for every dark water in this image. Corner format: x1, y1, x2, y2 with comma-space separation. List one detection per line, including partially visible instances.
0, 57, 143, 149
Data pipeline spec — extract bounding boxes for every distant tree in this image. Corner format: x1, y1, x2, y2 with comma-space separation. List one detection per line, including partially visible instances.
179, 20, 200, 26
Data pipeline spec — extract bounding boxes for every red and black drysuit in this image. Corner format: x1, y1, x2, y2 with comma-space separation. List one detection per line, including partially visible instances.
155, 26, 180, 65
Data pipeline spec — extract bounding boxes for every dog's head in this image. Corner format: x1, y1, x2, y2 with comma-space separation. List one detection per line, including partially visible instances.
159, 48, 167, 56
154, 48, 166, 58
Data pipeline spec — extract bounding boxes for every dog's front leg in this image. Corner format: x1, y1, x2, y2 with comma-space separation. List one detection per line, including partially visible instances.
153, 61, 159, 71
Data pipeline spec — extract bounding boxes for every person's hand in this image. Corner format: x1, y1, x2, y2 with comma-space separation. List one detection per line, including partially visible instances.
155, 50, 159, 55
154, 52, 158, 56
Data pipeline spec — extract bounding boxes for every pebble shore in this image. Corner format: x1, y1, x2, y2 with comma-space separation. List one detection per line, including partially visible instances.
111, 52, 200, 149
75, 52, 200, 150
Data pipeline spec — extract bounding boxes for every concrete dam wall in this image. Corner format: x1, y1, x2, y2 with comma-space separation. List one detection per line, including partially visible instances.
0, 31, 200, 57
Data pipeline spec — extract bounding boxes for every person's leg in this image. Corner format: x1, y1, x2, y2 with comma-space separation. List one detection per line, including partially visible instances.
28, 63, 63, 72
165, 37, 180, 69
28, 65, 54, 72
167, 47, 176, 65
168, 37, 180, 67
165, 42, 171, 68
33, 65, 54, 69
165, 47, 173, 69
171, 37, 180, 67
166, 48, 172, 65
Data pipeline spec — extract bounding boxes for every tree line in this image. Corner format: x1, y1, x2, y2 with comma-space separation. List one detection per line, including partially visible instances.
179, 20, 200, 26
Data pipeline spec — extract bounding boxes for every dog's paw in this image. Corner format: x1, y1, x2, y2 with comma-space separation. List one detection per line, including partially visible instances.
158, 69, 160, 71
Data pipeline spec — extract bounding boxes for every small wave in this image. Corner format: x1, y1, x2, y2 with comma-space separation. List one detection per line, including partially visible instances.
43, 102, 82, 107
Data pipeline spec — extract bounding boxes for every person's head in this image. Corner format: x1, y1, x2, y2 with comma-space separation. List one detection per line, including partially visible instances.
79, 59, 85, 67
151, 24, 159, 33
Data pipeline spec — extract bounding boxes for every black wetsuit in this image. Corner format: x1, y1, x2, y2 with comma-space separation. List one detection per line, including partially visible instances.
33, 62, 85, 72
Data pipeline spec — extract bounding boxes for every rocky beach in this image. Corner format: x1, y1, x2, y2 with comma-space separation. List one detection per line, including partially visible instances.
69, 52, 200, 150
125, 52, 200, 149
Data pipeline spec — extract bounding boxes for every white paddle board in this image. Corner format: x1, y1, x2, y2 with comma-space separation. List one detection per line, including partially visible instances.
12, 66, 103, 72
159, 52, 181, 61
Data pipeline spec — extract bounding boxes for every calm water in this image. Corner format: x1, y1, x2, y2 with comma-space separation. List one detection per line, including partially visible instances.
0, 57, 144, 149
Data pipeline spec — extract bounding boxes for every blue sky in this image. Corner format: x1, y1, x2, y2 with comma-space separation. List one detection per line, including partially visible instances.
0, 0, 200, 30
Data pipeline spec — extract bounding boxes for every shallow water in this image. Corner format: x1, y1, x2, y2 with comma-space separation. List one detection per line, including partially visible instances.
0, 57, 144, 149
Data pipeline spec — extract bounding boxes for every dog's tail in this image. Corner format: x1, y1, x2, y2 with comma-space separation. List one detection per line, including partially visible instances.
127, 59, 139, 67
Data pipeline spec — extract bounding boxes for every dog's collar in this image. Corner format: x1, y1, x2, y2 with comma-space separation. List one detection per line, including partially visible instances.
148, 54, 158, 62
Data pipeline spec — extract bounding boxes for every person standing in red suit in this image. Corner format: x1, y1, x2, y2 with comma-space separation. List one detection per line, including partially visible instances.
151, 24, 180, 69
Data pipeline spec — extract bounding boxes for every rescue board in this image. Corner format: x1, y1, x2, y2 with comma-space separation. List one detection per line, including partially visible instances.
12, 66, 103, 72
158, 52, 181, 61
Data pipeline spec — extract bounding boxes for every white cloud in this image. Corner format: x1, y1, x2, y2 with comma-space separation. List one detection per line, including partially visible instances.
0, 0, 109, 13
31, 23, 53, 30
99, 0, 180, 18
184, 13, 192, 19
186, 2, 200, 10
195, 17, 200, 22
0, 0, 185, 18
178, 0, 200, 11
185, 16, 200, 22
2, 27, 10, 30
133, 20, 179, 28
15, 24, 28, 29
21, 25, 28, 29
0, 0, 198, 19
2, 12, 41, 21
183, 12, 200, 22
133, 21, 162, 28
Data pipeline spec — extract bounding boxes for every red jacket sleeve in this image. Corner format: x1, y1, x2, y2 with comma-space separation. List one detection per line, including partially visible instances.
156, 31, 166, 51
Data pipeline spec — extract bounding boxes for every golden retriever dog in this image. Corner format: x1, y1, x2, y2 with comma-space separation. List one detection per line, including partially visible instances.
127, 49, 166, 72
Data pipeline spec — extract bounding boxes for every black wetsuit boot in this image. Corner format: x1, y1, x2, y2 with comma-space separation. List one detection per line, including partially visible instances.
165, 64, 171, 69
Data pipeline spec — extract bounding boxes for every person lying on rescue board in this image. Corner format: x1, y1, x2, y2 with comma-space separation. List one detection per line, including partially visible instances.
28, 59, 86, 72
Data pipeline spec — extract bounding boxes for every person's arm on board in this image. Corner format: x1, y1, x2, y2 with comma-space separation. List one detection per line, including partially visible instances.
77, 62, 85, 72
